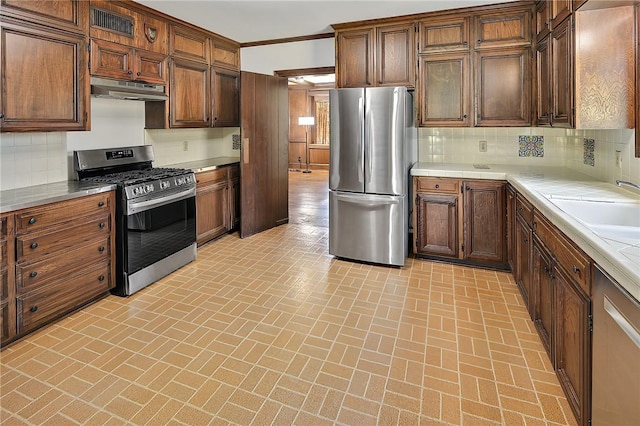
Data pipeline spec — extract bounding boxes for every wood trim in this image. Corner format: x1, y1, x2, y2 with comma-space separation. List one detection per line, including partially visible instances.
241, 32, 334, 48
274, 66, 335, 78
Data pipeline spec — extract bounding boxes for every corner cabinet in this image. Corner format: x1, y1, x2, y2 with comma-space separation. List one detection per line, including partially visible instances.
196, 164, 240, 245
0, 17, 89, 132
335, 21, 415, 88
413, 177, 507, 269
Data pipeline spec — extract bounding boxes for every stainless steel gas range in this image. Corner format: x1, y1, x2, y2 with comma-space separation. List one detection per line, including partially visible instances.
74, 146, 196, 296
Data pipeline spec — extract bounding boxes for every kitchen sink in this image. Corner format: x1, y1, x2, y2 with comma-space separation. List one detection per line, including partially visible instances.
549, 198, 640, 243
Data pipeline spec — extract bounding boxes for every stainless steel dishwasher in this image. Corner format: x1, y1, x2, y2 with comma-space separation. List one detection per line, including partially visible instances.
592, 265, 640, 425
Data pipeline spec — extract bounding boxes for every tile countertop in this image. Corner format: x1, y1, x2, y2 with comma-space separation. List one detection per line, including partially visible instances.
411, 162, 640, 302
0, 181, 117, 214
165, 156, 240, 173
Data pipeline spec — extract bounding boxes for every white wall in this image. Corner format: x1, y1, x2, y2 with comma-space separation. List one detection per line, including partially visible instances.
241, 38, 334, 75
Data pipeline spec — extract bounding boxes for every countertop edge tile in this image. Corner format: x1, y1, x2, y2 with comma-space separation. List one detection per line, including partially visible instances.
165, 156, 240, 173
1, 182, 117, 214
411, 162, 640, 301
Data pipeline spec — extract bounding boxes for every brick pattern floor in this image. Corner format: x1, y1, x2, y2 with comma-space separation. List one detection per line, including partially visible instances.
0, 172, 576, 425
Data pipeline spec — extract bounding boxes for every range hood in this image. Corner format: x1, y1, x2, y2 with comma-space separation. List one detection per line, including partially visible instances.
90, 77, 168, 101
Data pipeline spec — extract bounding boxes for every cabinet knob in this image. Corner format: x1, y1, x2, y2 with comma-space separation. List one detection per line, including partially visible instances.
99, 222, 105, 229
98, 246, 105, 252
435, 184, 440, 189
98, 201, 105, 207
572, 265, 579, 274
28, 217, 37, 224
30, 271, 38, 278
30, 242, 38, 249
462, 114, 468, 119
98, 275, 105, 282
137, 71, 141, 76
0, 113, 4, 119
30, 306, 38, 313
127, 70, 133, 75
465, 186, 470, 191
524, 238, 528, 243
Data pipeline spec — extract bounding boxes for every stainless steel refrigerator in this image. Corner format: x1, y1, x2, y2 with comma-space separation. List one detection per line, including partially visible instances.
329, 86, 416, 266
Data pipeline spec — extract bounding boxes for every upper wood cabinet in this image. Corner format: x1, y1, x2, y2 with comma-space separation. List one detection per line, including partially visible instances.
170, 24, 209, 63
210, 36, 240, 70
474, 7, 532, 49
535, 0, 551, 41
0, 19, 89, 132
637, 3, 640, 158
551, 0, 572, 28
419, 16, 470, 52
211, 67, 239, 127
335, 21, 415, 88
90, 38, 167, 84
375, 23, 415, 87
89, 1, 167, 54
336, 27, 374, 87
475, 47, 532, 126
536, 34, 552, 126
418, 52, 471, 126
1, 0, 88, 35
169, 58, 210, 128
550, 16, 573, 128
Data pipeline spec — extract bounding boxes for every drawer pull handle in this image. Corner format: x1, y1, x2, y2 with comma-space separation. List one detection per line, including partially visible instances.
30, 306, 38, 313
98, 201, 105, 207
98, 275, 105, 282
573, 266, 579, 274
99, 222, 106, 229
435, 184, 440, 189
28, 217, 37, 225
98, 246, 105, 252
518, 207, 523, 212
524, 238, 528, 244
465, 186, 471, 191
30, 242, 38, 249
30, 271, 38, 278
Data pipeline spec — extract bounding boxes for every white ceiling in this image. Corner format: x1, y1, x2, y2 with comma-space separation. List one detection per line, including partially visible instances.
136, 0, 519, 44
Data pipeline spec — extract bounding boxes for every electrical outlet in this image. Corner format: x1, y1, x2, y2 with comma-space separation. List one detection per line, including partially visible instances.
183, 140, 189, 152
479, 140, 487, 152
615, 150, 622, 168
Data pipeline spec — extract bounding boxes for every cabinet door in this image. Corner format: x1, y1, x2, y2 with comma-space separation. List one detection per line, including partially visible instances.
415, 193, 458, 258
532, 239, 554, 359
0, 21, 88, 132
1, 0, 88, 35
90, 38, 133, 80
376, 23, 415, 87
211, 36, 240, 70
419, 16, 469, 53
553, 265, 591, 426
462, 180, 506, 264
336, 28, 374, 88
535, 0, 551, 41
134, 49, 167, 84
169, 24, 208, 63
196, 181, 229, 245
474, 8, 532, 49
515, 217, 532, 314
211, 67, 239, 127
169, 58, 210, 128
551, 16, 573, 128
475, 47, 531, 126
535, 35, 552, 126
551, 0, 572, 28
229, 175, 240, 231
506, 185, 516, 273
419, 52, 470, 127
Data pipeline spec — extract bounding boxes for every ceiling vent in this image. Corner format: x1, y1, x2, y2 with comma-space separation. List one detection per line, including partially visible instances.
91, 7, 134, 38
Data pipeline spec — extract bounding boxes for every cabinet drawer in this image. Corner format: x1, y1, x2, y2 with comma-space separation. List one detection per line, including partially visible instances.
415, 177, 460, 194
516, 194, 534, 226
16, 214, 111, 263
17, 263, 111, 334
534, 212, 592, 295
196, 168, 228, 187
16, 192, 112, 234
16, 237, 111, 293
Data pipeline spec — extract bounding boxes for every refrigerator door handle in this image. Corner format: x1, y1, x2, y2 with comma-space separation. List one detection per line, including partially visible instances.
333, 192, 400, 205
358, 96, 365, 183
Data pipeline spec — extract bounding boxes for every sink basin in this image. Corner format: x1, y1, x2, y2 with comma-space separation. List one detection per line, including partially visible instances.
549, 199, 640, 228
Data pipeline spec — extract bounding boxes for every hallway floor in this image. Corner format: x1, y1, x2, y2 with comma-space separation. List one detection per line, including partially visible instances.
0, 172, 576, 425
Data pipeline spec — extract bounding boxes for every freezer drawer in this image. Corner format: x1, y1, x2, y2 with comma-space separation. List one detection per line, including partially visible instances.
329, 191, 408, 266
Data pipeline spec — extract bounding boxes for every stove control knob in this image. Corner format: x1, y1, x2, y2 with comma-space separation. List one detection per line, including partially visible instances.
176, 177, 185, 186
145, 184, 154, 193
160, 180, 170, 190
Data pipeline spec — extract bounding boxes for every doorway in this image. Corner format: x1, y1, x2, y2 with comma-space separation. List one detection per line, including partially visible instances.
274, 67, 334, 228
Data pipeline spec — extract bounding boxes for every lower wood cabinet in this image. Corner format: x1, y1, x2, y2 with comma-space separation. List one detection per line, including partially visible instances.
413, 177, 507, 268
195, 164, 240, 246
1, 191, 116, 347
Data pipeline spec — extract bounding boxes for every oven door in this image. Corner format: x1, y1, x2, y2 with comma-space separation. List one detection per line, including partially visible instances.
122, 190, 196, 295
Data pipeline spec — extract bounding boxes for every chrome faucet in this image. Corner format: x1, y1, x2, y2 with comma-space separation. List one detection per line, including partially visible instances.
616, 180, 640, 191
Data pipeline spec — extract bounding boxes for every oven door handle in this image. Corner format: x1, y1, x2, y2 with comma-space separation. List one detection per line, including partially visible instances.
127, 188, 195, 215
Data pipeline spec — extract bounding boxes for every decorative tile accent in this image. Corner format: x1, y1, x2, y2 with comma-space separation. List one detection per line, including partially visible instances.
583, 138, 595, 166
518, 135, 544, 157
232, 134, 241, 150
